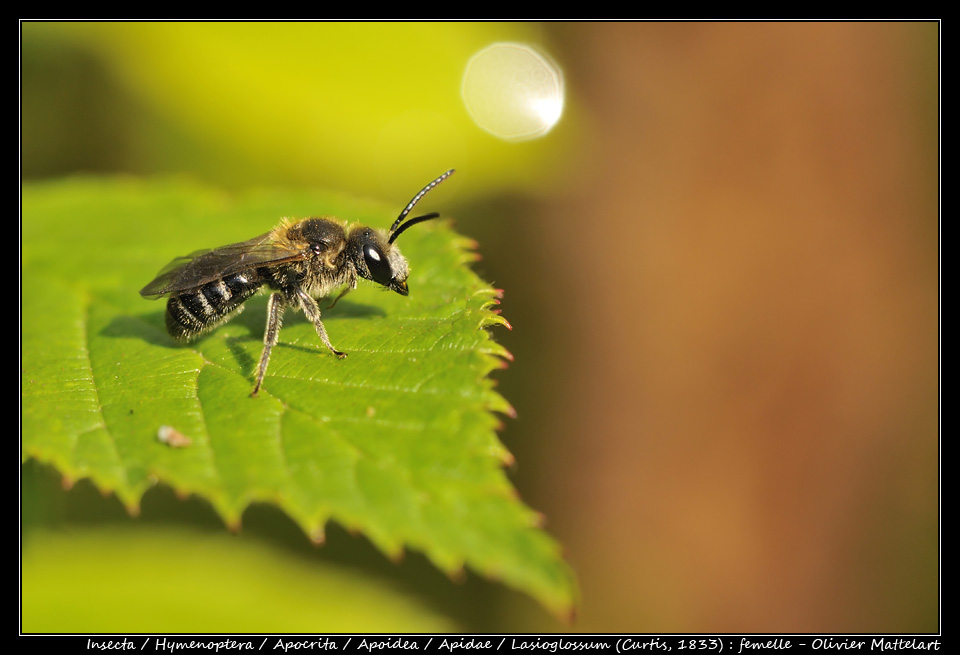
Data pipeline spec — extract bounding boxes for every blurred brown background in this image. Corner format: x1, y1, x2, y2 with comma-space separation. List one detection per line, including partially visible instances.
22, 21, 938, 632
500, 22, 938, 632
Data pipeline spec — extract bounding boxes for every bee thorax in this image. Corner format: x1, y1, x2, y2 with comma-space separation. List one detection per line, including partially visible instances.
296, 260, 356, 299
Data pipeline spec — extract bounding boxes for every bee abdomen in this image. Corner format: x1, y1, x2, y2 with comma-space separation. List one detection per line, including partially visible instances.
166, 272, 263, 340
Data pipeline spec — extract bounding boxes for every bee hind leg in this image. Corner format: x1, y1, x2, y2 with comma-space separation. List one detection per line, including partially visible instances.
296, 288, 347, 359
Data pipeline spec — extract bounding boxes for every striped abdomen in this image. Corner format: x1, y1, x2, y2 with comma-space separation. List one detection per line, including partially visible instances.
166, 270, 265, 340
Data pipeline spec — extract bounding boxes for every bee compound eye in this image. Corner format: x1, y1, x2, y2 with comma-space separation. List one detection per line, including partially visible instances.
363, 244, 393, 286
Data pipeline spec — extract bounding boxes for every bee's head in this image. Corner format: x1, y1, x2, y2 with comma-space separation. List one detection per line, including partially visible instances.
348, 169, 455, 296
347, 227, 411, 295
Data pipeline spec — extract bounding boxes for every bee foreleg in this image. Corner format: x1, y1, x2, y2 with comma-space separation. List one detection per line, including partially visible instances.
296, 288, 347, 360
251, 292, 286, 397
325, 285, 353, 310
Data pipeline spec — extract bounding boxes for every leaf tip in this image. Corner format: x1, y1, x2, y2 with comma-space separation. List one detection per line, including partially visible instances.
309, 526, 326, 546
446, 565, 467, 584
531, 511, 547, 528
497, 448, 516, 467
387, 546, 406, 564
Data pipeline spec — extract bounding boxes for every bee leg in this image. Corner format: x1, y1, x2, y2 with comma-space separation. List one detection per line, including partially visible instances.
325, 285, 353, 310
251, 292, 286, 397
296, 288, 347, 359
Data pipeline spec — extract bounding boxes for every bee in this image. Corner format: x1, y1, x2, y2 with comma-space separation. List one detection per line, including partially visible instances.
141, 169, 455, 397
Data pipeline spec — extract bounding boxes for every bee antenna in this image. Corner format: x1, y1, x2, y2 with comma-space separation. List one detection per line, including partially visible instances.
389, 169, 456, 235
388, 212, 440, 244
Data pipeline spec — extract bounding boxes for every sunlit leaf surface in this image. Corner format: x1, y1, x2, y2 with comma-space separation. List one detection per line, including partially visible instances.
21, 178, 576, 618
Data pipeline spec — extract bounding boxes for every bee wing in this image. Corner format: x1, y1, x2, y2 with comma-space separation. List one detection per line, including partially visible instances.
140, 232, 309, 298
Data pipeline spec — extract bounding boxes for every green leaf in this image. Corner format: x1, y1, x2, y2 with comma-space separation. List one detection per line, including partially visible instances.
21, 177, 576, 619
22, 527, 460, 633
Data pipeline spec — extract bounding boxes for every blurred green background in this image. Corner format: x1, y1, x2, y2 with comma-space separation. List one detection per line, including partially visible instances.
21, 21, 938, 632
